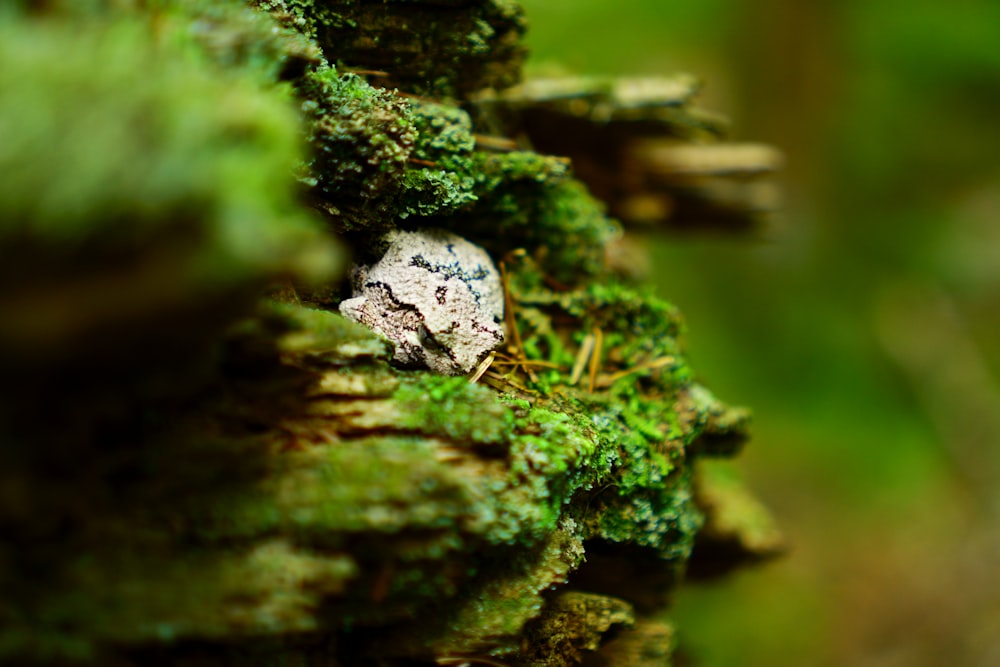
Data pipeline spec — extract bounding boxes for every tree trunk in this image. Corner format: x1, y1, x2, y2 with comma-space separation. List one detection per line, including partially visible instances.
0, 1, 783, 665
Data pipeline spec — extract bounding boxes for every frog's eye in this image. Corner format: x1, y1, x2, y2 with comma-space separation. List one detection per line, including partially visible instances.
417, 324, 447, 353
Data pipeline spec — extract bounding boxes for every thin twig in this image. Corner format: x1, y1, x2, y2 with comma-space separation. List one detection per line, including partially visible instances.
342, 68, 390, 77
437, 656, 509, 667
588, 326, 603, 393
595, 355, 675, 388
569, 332, 596, 386
499, 260, 537, 383
482, 370, 536, 394
472, 134, 520, 152
468, 351, 495, 384
491, 358, 563, 369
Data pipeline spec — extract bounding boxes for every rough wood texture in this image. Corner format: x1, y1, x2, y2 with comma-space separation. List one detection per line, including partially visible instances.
0, 1, 782, 665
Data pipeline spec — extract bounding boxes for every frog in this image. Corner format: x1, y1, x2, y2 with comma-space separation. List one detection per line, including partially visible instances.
339, 229, 505, 375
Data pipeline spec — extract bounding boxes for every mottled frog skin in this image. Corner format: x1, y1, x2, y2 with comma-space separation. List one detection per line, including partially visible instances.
339, 229, 504, 375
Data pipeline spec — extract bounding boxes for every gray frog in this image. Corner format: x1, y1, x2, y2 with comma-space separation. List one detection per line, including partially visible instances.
339, 229, 505, 375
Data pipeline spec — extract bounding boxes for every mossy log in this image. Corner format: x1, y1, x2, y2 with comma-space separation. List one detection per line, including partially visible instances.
0, 1, 782, 665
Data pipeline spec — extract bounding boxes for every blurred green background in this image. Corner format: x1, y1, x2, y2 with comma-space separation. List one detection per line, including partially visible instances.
519, 1, 1000, 665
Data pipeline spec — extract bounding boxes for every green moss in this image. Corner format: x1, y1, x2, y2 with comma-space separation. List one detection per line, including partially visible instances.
505, 383, 702, 563
0, 10, 347, 659
297, 70, 487, 229
594, 468, 703, 561
21, 0, 323, 80
0, 9, 341, 372
502, 264, 689, 395
0, 15, 324, 265
420, 518, 586, 658
246, 3, 622, 276
448, 161, 620, 282
208, 264, 734, 654
298, 68, 417, 231
179, 0, 324, 81
250, 1, 325, 39
394, 374, 513, 445
411, 100, 478, 161
271, 302, 391, 362
259, 0, 527, 98
399, 100, 479, 218
0, 281, 747, 662
473, 261, 724, 568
